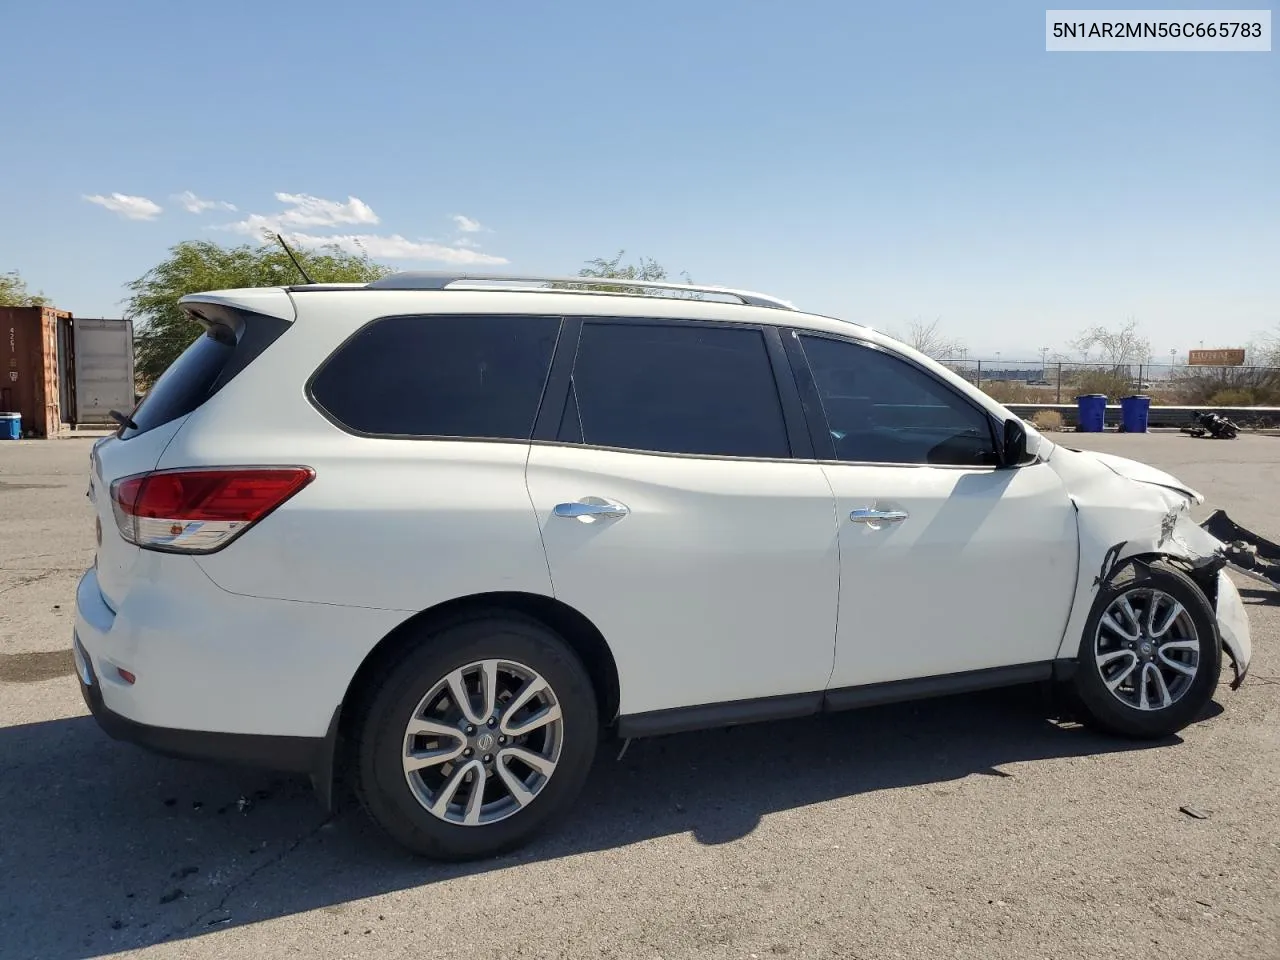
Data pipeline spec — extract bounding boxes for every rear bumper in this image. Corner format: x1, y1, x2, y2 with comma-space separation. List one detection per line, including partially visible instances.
72, 560, 403, 799
72, 560, 403, 736
75, 631, 322, 771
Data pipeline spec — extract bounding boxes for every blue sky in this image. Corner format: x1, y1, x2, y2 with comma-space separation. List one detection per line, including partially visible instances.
1, 0, 1275, 360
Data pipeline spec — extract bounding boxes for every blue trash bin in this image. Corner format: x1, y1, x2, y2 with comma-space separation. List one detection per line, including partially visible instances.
1075, 395, 1107, 433
1120, 395, 1150, 434
0, 412, 21, 440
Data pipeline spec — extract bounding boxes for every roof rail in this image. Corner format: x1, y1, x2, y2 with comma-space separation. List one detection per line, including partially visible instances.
361, 271, 797, 310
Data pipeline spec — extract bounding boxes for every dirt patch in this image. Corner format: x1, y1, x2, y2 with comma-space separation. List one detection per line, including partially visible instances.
0, 650, 75, 683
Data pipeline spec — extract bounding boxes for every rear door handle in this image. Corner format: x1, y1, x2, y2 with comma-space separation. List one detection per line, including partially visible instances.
554, 497, 630, 522
850, 507, 909, 527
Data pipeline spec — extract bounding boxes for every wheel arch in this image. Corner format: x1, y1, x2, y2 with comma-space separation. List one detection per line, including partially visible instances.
1054, 496, 1229, 664
331, 592, 620, 784
1071, 548, 1224, 647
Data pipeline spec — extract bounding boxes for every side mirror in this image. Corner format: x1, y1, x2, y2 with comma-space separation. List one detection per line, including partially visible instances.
1002, 417, 1028, 467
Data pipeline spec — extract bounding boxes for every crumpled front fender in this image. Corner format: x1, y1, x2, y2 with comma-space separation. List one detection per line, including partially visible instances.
1048, 446, 1252, 687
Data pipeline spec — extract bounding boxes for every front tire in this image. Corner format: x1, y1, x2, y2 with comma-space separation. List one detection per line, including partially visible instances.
1073, 559, 1221, 739
353, 615, 598, 860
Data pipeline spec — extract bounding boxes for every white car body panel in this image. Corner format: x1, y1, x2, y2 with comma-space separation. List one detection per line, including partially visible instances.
180, 287, 297, 323
526, 445, 840, 715
155, 291, 554, 611
74, 559, 404, 737
73, 281, 1254, 763
188, 438, 550, 610
823, 460, 1078, 688
1071, 448, 1203, 502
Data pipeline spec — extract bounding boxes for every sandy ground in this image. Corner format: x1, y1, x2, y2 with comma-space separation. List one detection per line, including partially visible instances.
1, 432, 1277, 960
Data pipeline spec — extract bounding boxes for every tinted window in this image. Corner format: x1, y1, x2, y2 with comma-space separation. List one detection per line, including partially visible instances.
799, 335, 998, 466
124, 329, 236, 439
311, 314, 560, 439
124, 310, 291, 440
563, 322, 790, 458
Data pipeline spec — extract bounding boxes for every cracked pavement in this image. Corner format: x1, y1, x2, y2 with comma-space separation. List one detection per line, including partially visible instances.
1, 433, 1278, 960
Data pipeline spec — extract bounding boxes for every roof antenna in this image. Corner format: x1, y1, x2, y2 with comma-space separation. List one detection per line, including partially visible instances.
274, 233, 316, 284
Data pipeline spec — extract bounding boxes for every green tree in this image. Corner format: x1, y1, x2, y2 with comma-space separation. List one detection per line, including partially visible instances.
128, 239, 390, 385
555, 250, 691, 295
0, 270, 50, 307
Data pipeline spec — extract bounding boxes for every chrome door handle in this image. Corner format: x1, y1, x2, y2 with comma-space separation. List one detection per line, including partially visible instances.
553, 497, 630, 522
850, 507, 909, 526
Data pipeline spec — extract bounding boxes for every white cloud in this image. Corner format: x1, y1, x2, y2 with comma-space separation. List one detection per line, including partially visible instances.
284, 231, 508, 266
83, 193, 163, 220
223, 192, 379, 236
174, 190, 236, 213
218, 193, 505, 265
272, 192, 379, 227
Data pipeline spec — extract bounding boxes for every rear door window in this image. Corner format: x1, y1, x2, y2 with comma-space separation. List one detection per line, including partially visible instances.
560, 321, 791, 458
309, 314, 561, 439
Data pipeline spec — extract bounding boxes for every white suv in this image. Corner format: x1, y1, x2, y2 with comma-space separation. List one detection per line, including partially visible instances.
75, 273, 1253, 860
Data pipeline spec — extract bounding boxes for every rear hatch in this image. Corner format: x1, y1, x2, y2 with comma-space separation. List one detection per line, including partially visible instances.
88, 290, 295, 609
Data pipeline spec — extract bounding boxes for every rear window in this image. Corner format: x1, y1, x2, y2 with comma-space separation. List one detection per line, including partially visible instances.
308, 314, 561, 440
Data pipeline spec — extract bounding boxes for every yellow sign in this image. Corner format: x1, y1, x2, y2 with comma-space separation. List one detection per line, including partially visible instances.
1188, 349, 1246, 366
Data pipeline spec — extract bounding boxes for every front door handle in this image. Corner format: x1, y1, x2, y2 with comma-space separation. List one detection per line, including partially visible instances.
850, 507, 909, 528
554, 497, 630, 522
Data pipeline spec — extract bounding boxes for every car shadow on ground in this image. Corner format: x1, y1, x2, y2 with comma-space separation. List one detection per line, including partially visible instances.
1, 684, 1199, 959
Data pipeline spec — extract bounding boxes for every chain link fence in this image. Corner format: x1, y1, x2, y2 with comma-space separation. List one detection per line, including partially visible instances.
940, 359, 1280, 407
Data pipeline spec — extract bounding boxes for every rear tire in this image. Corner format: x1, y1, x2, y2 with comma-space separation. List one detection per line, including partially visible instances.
353, 615, 598, 860
1073, 559, 1220, 739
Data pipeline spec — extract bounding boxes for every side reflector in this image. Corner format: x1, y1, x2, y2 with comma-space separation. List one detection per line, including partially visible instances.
110, 467, 314, 553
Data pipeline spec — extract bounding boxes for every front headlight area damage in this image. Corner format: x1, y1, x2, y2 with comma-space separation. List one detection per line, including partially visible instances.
1082, 499, 1250, 689
1049, 449, 1254, 690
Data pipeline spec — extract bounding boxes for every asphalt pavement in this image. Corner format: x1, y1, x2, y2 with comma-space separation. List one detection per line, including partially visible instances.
1, 432, 1277, 960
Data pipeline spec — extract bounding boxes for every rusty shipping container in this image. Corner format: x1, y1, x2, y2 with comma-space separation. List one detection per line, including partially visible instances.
1, 306, 68, 438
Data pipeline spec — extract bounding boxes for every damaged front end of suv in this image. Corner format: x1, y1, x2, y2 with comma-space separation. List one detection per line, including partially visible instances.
1045, 442, 1254, 690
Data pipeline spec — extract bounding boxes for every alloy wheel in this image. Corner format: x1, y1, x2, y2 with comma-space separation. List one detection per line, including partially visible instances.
1094, 587, 1200, 711
402, 659, 564, 826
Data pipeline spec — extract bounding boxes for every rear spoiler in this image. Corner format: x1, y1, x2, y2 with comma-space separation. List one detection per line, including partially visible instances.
178, 288, 297, 324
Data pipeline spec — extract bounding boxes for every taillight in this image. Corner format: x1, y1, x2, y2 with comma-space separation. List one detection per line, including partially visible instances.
110, 467, 314, 553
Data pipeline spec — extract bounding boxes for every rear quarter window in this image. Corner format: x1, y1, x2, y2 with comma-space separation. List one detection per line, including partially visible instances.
308, 314, 562, 440
123, 307, 291, 440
